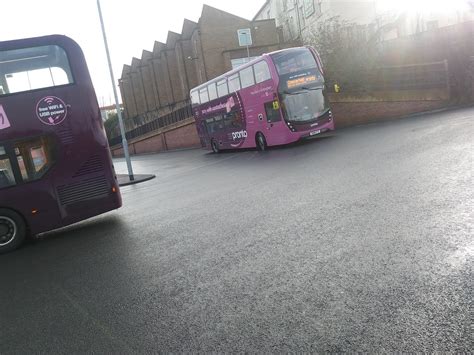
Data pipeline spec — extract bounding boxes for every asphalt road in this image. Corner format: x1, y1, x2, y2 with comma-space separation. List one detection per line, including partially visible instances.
1, 108, 473, 352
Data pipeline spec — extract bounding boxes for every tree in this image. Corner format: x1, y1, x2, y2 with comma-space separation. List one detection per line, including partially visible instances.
305, 16, 380, 92
104, 111, 120, 139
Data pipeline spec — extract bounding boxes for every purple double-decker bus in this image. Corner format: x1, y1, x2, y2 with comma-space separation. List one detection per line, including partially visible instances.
190, 46, 335, 153
0, 35, 122, 253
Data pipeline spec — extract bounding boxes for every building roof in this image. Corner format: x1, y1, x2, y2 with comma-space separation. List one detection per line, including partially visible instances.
253, 0, 270, 21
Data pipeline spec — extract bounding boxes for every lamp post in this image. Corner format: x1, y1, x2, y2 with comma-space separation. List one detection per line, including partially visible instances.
97, 0, 134, 181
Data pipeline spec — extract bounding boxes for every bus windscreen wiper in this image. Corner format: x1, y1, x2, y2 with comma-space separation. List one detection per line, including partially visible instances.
284, 86, 323, 95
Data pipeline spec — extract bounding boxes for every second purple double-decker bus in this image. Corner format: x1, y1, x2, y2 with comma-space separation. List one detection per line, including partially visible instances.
0, 35, 121, 253
190, 46, 335, 153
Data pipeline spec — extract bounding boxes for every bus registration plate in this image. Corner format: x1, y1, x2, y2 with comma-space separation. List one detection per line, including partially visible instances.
310, 130, 321, 136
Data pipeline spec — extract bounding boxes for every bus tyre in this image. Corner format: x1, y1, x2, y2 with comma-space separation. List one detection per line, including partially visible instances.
256, 133, 267, 151
211, 139, 220, 153
0, 209, 26, 254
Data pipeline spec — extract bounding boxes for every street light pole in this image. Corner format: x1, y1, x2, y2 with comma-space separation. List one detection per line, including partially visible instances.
97, 0, 134, 181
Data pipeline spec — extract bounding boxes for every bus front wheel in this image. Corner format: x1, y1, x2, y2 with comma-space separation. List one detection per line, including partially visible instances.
0, 208, 27, 254
211, 139, 220, 153
256, 133, 267, 151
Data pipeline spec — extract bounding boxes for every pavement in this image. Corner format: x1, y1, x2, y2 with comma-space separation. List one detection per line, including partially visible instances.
0, 107, 472, 352
117, 173, 155, 187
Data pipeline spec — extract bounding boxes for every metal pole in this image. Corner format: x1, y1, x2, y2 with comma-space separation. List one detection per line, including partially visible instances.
246, 45, 250, 60
97, 0, 134, 180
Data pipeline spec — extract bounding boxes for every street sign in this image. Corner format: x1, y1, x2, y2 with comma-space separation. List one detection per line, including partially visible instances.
237, 28, 252, 47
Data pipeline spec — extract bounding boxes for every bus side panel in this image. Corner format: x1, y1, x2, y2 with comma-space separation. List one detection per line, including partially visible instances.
0, 183, 62, 235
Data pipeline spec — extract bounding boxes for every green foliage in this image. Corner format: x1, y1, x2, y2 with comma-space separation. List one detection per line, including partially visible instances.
305, 16, 380, 92
104, 111, 119, 138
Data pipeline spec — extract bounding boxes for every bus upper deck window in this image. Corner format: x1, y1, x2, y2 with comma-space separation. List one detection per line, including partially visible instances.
217, 79, 228, 97
253, 61, 272, 83
199, 87, 209, 103
208, 83, 218, 101
228, 73, 241, 93
239, 66, 255, 89
0, 45, 74, 96
190, 90, 200, 105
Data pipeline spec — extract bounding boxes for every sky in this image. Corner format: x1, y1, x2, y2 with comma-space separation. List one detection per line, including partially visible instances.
1, 0, 266, 107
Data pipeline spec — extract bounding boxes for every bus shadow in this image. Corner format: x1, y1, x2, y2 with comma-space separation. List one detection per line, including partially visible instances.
29, 214, 126, 246
204, 134, 336, 156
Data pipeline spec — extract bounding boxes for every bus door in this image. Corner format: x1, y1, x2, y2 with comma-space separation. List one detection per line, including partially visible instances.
263, 100, 285, 143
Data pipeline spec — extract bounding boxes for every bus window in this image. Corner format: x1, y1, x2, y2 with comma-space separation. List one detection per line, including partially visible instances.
217, 79, 228, 97
199, 87, 209, 103
208, 83, 218, 101
228, 73, 241, 93
0, 147, 15, 189
253, 61, 272, 83
239, 66, 255, 89
14, 136, 56, 182
205, 115, 225, 133
190, 90, 200, 105
224, 111, 242, 128
271, 48, 318, 76
264, 101, 281, 123
0, 45, 73, 96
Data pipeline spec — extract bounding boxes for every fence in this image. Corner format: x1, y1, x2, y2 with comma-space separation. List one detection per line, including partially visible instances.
108, 103, 193, 147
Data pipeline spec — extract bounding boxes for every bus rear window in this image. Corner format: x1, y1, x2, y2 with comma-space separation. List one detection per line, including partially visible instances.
271, 48, 318, 76
0, 45, 73, 96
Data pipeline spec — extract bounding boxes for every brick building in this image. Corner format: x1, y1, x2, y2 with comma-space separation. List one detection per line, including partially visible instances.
118, 5, 287, 133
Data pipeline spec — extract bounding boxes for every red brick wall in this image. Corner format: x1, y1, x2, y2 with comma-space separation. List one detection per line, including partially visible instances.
332, 100, 449, 128
134, 134, 166, 155
164, 122, 201, 150
111, 121, 200, 157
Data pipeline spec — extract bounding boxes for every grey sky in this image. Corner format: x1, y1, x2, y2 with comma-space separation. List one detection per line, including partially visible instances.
1, 0, 265, 106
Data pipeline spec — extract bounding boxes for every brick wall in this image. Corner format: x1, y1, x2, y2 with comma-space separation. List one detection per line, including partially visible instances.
332, 100, 449, 128
111, 119, 200, 157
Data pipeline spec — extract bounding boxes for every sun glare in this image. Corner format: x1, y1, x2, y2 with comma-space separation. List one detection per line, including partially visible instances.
377, 0, 470, 14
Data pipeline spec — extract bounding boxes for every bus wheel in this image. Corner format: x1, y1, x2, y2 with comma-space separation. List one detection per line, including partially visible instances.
0, 209, 27, 254
211, 139, 220, 153
256, 133, 267, 151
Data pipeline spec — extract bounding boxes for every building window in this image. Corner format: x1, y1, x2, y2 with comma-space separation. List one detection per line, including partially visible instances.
253, 61, 272, 83
303, 0, 315, 17
300, 6, 306, 27
239, 66, 255, 89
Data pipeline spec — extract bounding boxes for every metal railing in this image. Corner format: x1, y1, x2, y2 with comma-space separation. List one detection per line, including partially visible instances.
108, 103, 193, 147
